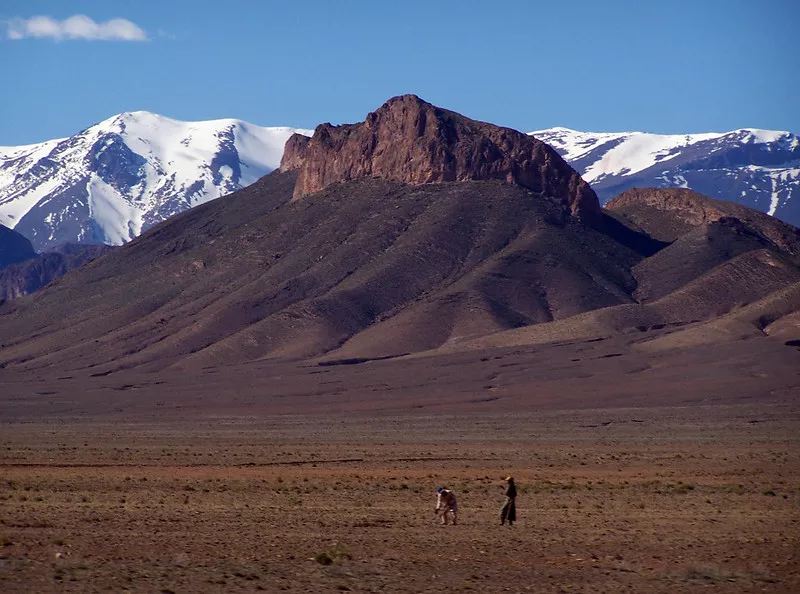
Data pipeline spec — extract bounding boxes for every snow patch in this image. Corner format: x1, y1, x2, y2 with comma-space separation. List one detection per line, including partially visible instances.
87, 174, 143, 245
738, 129, 788, 144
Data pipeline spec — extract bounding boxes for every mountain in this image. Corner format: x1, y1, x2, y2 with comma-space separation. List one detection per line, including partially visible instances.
0, 112, 312, 251
0, 96, 798, 379
532, 127, 800, 227
0, 243, 114, 302
0, 96, 641, 372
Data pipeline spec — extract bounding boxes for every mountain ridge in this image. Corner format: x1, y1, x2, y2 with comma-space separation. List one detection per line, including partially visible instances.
532, 126, 800, 226
0, 111, 312, 251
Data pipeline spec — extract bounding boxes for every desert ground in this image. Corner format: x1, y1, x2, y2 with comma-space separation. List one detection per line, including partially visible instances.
1, 328, 799, 592
1, 397, 798, 592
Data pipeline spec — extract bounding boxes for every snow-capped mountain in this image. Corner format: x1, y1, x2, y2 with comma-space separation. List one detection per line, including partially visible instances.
0, 112, 312, 251
2, 115, 798, 253
531, 127, 800, 227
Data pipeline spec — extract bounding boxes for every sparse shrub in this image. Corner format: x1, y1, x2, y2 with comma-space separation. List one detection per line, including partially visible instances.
314, 542, 351, 566
314, 552, 333, 565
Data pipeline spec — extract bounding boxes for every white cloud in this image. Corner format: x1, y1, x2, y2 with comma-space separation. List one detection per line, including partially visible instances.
6, 15, 148, 41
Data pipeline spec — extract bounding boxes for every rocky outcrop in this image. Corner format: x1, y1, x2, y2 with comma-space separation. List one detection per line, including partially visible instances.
607, 188, 800, 255
0, 243, 113, 301
280, 95, 600, 224
0, 225, 35, 270
279, 134, 310, 172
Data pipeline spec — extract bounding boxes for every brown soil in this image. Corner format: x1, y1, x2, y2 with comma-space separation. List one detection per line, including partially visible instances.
1, 404, 798, 593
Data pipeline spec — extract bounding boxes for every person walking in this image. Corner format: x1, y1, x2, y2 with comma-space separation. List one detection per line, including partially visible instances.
435, 487, 458, 525
500, 476, 517, 526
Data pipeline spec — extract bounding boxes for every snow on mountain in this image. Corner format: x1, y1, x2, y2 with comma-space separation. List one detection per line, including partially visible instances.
531, 127, 800, 226
0, 112, 312, 251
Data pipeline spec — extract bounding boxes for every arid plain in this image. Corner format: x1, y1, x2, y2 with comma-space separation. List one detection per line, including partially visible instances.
1, 333, 798, 593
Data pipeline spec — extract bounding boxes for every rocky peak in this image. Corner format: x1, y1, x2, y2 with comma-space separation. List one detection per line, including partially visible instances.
280, 95, 600, 223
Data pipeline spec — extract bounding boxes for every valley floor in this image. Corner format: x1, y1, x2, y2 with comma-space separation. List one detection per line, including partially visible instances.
1, 406, 797, 593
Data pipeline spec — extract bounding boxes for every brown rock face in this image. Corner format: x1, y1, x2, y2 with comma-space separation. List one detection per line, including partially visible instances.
280, 94, 600, 223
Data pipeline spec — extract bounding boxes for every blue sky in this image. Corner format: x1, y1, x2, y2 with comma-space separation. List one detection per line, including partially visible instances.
1, 0, 798, 145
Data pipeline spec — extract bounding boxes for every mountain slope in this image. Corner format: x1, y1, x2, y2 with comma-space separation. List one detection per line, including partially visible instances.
0, 112, 312, 251
532, 127, 800, 226
0, 173, 645, 372
431, 189, 800, 356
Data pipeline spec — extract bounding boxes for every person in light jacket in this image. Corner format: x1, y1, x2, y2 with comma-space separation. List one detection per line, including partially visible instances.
435, 487, 458, 525
501, 476, 517, 526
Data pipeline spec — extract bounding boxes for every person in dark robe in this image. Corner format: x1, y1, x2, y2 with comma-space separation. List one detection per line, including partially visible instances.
500, 476, 517, 526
